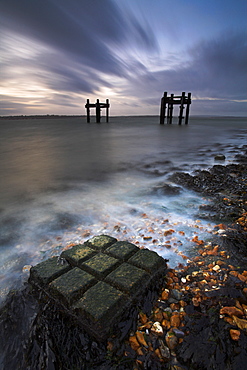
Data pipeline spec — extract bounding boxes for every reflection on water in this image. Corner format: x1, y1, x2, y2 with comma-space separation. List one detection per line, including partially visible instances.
0, 116, 246, 304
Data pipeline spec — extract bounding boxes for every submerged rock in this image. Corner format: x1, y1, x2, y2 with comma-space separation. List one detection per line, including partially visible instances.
214, 154, 226, 161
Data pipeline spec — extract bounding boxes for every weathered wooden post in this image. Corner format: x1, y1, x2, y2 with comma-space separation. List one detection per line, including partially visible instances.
86, 99, 90, 123
178, 92, 185, 125
85, 99, 110, 123
167, 93, 174, 124
185, 92, 191, 124
106, 99, 109, 123
96, 99, 101, 123
160, 92, 167, 124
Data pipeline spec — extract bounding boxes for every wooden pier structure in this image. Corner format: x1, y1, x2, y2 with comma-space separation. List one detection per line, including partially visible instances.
160, 92, 191, 125
85, 99, 110, 123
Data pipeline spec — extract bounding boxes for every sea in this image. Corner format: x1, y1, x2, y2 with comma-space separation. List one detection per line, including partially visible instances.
0, 115, 246, 306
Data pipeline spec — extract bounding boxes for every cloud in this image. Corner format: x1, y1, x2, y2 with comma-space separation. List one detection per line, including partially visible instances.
121, 32, 247, 103
0, 0, 157, 78
0, 0, 246, 116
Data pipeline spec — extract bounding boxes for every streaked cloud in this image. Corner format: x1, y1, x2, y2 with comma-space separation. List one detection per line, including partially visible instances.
0, 0, 246, 116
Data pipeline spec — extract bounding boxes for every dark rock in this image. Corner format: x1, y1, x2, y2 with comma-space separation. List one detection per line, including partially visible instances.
171, 289, 182, 301
172, 328, 185, 338
214, 154, 226, 161
151, 183, 182, 196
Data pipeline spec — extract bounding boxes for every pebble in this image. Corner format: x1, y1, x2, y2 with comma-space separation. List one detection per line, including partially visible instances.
151, 321, 163, 336
172, 328, 185, 338
230, 329, 241, 341
22, 265, 32, 272
158, 339, 171, 361
165, 331, 178, 350
171, 289, 182, 301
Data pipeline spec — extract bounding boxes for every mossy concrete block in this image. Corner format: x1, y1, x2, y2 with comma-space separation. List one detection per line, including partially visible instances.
29, 256, 71, 286
105, 263, 149, 295
80, 253, 120, 279
49, 267, 97, 305
105, 241, 139, 261
60, 245, 96, 266
128, 249, 166, 273
29, 235, 167, 342
73, 281, 129, 335
84, 235, 117, 251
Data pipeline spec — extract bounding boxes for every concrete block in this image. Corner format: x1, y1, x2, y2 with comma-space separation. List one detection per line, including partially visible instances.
84, 235, 117, 251
105, 241, 139, 261
128, 248, 165, 273
105, 263, 149, 295
60, 245, 96, 266
49, 267, 97, 305
29, 256, 71, 286
73, 281, 129, 338
79, 253, 120, 279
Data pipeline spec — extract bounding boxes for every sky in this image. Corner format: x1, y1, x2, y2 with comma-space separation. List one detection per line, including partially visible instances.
0, 0, 246, 116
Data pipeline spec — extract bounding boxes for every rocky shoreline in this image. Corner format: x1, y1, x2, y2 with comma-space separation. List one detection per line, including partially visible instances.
123, 146, 247, 369
0, 147, 246, 369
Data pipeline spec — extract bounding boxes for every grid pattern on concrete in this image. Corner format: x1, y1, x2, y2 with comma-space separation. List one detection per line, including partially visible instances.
29, 235, 167, 340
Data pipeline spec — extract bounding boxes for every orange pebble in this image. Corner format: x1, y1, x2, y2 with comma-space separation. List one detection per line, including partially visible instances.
161, 290, 169, 300
129, 335, 140, 351
230, 329, 241, 341
220, 306, 244, 317
170, 313, 181, 327
139, 312, 148, 324
154, 309, 163, 322
224, 317, 235, 325
237, 274, 247, 283
243, 288, 247, 295
170, 303, 180, 311
207, 245, 219, 256
161, 319, 171, 329
229, 271, 238, 277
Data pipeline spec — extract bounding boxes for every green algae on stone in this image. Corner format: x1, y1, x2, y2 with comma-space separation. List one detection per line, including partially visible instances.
29, 256, 71, 286
49, 267, 97, 305
80, 253, 120, 279
28, 235, 168, 342
73, 281, 129, 324
105, 241, 139, 261
105, 263, 150, 295
128, 249, 166, 273
84, 235, 117, 251
61, 245, 96, 266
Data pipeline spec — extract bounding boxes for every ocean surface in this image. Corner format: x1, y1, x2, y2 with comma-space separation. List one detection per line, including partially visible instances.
0, 115, 246, 305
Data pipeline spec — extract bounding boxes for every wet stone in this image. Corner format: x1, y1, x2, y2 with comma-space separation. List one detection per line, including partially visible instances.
28, 235, 167, 341
29, 256, 71, 286
105, 263, 150, 295
60, 244, 96, 266
84, 234, 117, 251
80, 252, 120, 279
49, 267, 97, 305
128, 248, 165, 273
73, 281, 129, 337
105, 241, 139, 261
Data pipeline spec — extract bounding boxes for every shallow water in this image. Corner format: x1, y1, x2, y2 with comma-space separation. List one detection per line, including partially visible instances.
0, 115, 246, 304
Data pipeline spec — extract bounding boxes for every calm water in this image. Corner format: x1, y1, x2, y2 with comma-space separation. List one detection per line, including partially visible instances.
0, 116, 246, 304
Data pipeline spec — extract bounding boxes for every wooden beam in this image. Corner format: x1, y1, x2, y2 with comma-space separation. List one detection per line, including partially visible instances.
106, 99, 109, 122
96, 99, 101, 123
185, 92, 191, 124
160, 92, 167, 124
167, 93, 174, 124
86, 99, 90, 123
178, 92, 185, 125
